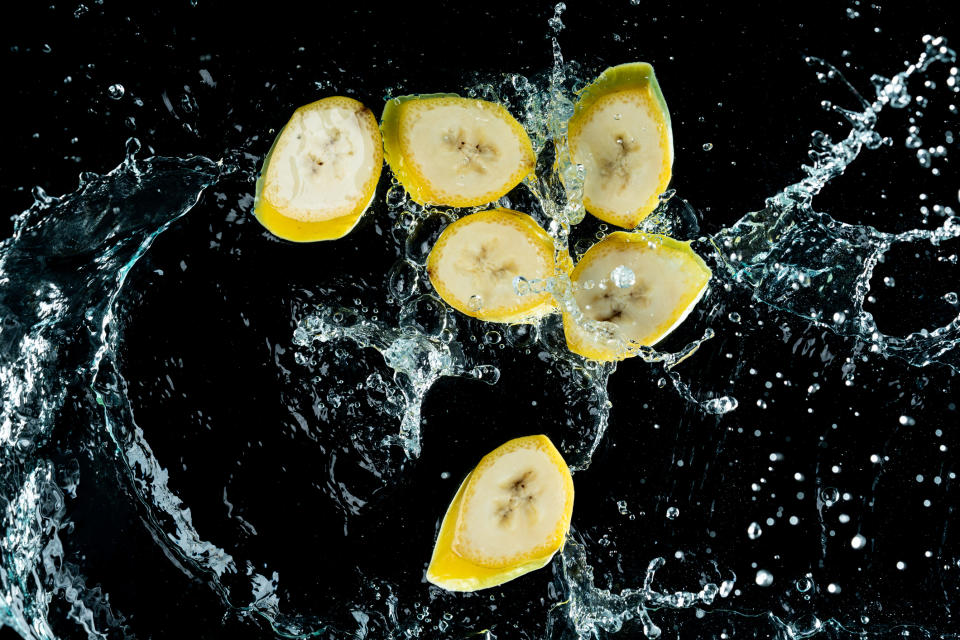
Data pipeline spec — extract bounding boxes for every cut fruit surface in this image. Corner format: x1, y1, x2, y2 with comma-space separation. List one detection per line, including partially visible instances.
381, 95, 535, 207
568, 63, 673, 229
563, 232, 711, 361
254, 96, 383, 242
427, 208, 557, 323
426, 435, 574, 592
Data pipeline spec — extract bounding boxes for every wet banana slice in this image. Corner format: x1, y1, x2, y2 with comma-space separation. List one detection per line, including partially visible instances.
427, 435, 574, 592
568, 63, 673, 228
563, 232, 711, 361
427, 208, 557, 323
254, 96, 383, 242
381, 94, 535, 207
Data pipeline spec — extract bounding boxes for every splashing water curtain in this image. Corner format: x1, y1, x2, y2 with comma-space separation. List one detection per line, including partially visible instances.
2, 3, 960, 639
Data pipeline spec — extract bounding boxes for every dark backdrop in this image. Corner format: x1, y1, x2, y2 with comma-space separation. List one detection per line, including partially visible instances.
3, 1, 959, 639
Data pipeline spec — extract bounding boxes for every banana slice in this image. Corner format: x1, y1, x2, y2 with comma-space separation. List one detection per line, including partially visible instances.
563, 232, 711, 361
253, 96, 383, 242
381, 94, 535, 207
568, 63, 673, 229
426, 208, 557, 323
427, 435, 574, 592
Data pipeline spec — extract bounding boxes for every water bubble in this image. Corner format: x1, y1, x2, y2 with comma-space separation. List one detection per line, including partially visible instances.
896, 561, 906, 570
832, 311, 846, 324
468, 295, 483, 312
610, 265, 636, 288
503, 323, 538, 348
789, 614, 822, 637
899, 415, 916, 426
944, 292, 958, 305
387, 260, 418, 301
483, 331, 502, 345
665, 506, 680, 520
747, 522, 762, 539
702, 142, 714, 151
795, 576, 813, 592
398, 295, 448, 337
703, 396, 738, 414
107, 83, 125, 100
406, 211, 454, 265
469, 364, 500, 385
851, 533, 867, 549
755, 570, 774, 587
728, 312, 741, 323
513, 276, 531, 296
821, 487, 840, 505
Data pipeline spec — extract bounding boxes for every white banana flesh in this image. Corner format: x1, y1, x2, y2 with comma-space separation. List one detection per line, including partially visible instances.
572, 92, 667, 222
402, 100, 530, 203
427, 209, 555, 321
453, 446, 569, 568
574, 238, 707, 345
263, 100, 380, 222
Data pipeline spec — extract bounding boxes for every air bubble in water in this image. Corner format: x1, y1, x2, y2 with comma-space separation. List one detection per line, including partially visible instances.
755, 570, 774, 587
107, 83, 125, 100
747, 522, 762, 539
702, 142, 714, 151
851, 533, 867, 549
666, 506, 679, 520
483, 331, 502, 345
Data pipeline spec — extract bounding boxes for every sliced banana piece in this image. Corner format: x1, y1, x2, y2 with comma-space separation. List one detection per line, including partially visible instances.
568, 63, 673, 229
563, 232, 711, 361
254, 96, 383, 242
427, 208, 557, 323
382, 94, 535, 207
427, 435, 574, 592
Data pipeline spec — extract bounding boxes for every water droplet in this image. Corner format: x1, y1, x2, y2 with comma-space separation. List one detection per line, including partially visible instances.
387, 260, 418, 301
755, 570, 774, 587
747, 522, 762, 539
483, 331, 502, 345
610, 265, 635, 288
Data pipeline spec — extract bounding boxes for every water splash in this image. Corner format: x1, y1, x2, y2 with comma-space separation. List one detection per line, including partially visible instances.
556, 538, 728, 639
713, 36, 960, 372
1, 13, 958, 640
292, 302, 490, 459
0, 144, 224, 636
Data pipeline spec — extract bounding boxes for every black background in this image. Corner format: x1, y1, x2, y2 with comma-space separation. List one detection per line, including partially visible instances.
3, 1, 960, 638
